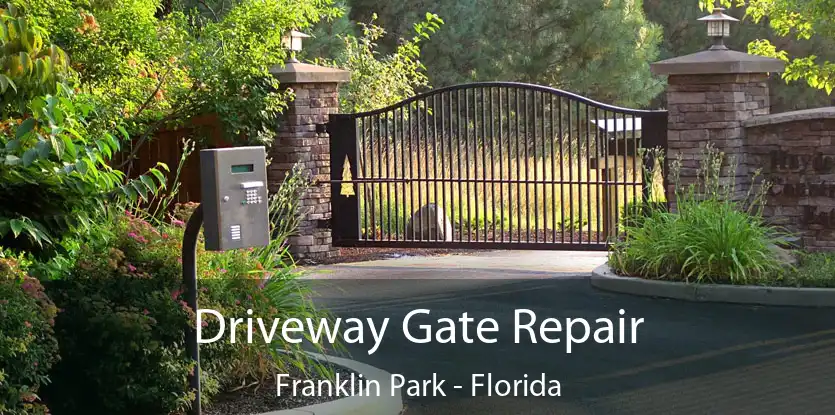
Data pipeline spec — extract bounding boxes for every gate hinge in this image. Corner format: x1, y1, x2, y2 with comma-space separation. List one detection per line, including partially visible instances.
315, 123, 328, 134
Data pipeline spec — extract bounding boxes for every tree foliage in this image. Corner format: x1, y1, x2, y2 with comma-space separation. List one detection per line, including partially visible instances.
0, 4, 69, 113
21, 0, 339, 147
347, 0, 664, 108
703, 0, 835, 94
0, 4, 168, 259
644, 0, 835, 111
316, 12, 443, 113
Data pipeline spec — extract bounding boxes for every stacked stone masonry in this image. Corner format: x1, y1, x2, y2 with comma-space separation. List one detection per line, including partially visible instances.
745, 113, 835, 250
268, 82, 341, 259
666, 74, 770, 207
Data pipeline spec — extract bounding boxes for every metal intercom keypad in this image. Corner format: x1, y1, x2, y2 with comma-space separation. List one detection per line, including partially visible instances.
200, 147, 270, 251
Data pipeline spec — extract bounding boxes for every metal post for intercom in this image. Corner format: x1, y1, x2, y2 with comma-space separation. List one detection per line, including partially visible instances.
181, 146, 270, 415
183, 205, 204, 415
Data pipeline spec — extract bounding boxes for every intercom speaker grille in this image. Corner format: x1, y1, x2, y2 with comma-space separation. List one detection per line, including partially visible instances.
230, 224, 242, 241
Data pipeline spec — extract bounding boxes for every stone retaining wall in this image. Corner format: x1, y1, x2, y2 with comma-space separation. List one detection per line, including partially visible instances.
744, 108, 835, 250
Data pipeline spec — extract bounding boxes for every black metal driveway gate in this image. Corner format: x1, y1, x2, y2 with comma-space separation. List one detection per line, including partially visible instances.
328, 82, 667, 250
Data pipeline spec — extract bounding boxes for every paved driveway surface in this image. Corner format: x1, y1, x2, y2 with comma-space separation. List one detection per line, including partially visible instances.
305, 251, 835, 414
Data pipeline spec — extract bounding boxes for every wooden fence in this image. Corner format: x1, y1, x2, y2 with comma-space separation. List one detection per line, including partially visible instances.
115, 114, 231, 205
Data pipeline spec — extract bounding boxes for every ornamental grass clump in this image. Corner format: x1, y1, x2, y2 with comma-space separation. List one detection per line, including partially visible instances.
610, 145, 787, 284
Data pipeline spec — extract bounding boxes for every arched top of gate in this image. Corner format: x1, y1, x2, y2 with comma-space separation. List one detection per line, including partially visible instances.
345, 81, 666, 118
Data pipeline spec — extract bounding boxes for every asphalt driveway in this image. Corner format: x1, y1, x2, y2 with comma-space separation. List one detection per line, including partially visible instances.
305, 251, 835, 414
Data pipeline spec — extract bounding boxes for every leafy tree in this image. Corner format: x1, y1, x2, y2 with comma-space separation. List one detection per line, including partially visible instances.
304, 1, 358, 64
644, 0, 835, 111
314, 12, 443, 113
348, 0, 664, 108
704, 0, 835, 94
0, 4, 70, 114
21, 0, 339, 151
0, 5, 167, 261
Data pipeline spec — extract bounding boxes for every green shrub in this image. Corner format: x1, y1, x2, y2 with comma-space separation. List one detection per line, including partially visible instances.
0, 6, 168, 258
610, 145, 786, 284
43, 217, 194, 415
43, 163, 331, 413
0, 254, 60, 415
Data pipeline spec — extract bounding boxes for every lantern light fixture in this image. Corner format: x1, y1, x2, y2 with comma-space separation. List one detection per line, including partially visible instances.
698, 7, 739, 51
281, 30, 311, 63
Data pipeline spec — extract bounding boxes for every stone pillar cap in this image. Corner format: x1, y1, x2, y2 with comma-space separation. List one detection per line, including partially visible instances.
269, 61, 351, 84
651, 49, 784, 76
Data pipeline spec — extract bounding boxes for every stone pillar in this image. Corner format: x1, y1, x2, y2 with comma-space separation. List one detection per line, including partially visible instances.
269, 62, 350, 261
650, 49, 784, 207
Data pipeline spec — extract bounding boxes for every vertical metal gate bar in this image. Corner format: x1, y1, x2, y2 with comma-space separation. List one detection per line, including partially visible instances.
540, 91, 547, 243
550, 95, 557, 243
414, 102, 421, 241
585, 104, 592, 244
408, 103, 416, 241
575, 101, 583, 244
384, 112, 391, 241
632, 114, 646, 218
532, 91, 539, 242
567, 99, 574, 244
523, 90, 530, 243
604, 109, 611, 241
392, 109, 399, 240
632, 114, 638, 218
481, 88, 488, 242
499, 88, 506, 243
489, 88, 497, 242
612, 110, 619, 237
432, 94, 449, 240
415, 101, 422, 241
399, 107, 411, 241
370, 114, 376, 240
464, 89, 472, 242
505, 88, 512, 242
376, 113, 383, 240
433, 95, 440, 241
363, 116, 369, 241
515, 88, 521, 243
367, 116, 376, 240
594, 106, 601, 244
444, 92, 452, 241
473, 89, 479, 242
557, 95, 565, 243
622, 111, 628, 230
375, 114, 382, 240
451, 91, 458, 242
457, 90, 463, 241
423, 97, 430, 241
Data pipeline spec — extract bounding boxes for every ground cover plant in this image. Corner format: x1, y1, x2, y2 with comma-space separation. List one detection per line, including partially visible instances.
772, 252, 835, 288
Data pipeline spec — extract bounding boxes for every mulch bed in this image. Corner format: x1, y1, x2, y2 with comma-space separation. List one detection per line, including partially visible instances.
308, 247, 478, 265
204, 364, 358, 415
306, 230, 603, 266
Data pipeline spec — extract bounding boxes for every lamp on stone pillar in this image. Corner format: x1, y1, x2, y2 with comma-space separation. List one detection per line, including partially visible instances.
650, 6, 784, 211
698, 7, 739, 51
281, 29, 310, 63
269, 55, 350, 261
